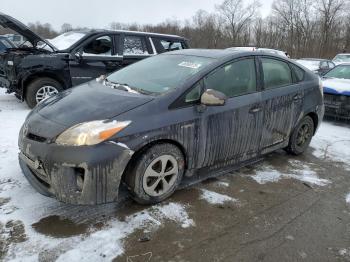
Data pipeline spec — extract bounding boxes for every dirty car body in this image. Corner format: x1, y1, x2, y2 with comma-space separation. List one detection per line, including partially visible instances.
18, 49, 324, 205
0, 12, 189, 107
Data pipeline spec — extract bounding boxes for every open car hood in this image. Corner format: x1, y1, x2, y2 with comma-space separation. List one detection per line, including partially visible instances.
0, 12, 57, 51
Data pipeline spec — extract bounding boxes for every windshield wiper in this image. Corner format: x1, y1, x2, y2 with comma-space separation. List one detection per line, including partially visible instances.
104, 79, 152, 95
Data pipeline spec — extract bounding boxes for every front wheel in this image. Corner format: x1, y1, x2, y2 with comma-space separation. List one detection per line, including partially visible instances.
125, 143, 185, 205
285, 116, 315, 155
25, 78, 63, 108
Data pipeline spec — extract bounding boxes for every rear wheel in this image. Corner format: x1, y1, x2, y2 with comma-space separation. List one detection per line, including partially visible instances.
285, 116, 314, 155
25, 78, 63, 108
125, 143, 184, 205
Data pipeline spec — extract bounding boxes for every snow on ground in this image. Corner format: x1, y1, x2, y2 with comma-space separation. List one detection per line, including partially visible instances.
310, 121, 350, 170
250, 160, 331, 186
200, 189, 239, 205
346, 193, 350, 204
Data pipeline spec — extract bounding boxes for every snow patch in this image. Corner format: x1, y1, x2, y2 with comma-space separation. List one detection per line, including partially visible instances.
311, 122, 350, 170
346, 193, 350, 204
200, 189, 238, 205
250, 163, 330, 186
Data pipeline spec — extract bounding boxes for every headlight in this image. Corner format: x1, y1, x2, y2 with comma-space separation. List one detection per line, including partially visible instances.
55, 120, 131, 146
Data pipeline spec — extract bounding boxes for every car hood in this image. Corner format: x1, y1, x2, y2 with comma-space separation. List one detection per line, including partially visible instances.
0, 12, 56, 51
322, 78, 350, 96
26, 81, 153, 137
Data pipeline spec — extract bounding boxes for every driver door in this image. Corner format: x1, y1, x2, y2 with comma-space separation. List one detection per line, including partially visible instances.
69, 34, 123, 86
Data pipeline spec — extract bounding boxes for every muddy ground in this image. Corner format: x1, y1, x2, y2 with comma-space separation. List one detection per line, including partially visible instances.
1, 88, 350, 261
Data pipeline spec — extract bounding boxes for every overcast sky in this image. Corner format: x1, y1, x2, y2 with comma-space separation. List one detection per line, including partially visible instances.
2, 0, 274, 31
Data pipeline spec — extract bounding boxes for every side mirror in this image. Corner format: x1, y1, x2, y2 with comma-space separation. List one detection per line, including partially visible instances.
200, 89, 227, 106
75, 51, 83, 61
320, 64, 328, 70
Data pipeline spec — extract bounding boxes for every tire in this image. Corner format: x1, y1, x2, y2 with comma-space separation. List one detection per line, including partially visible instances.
125, 143, 185, 205
25, 78, 63, 108
285, 116, 315, 155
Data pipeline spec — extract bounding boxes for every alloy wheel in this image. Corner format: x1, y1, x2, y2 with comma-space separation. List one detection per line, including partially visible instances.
143, 155, 179, 197
35, 86, 59, 103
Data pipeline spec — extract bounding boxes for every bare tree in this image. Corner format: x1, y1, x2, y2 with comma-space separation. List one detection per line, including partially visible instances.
61, 23, 73, 33
216, 0, 261, 46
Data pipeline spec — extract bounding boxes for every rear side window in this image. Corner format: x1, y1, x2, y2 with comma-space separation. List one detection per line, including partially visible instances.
123, 35, 149, 55
290, 64, 305, 82
262, 58, 293, 89
204, 58, 257, 98
83, 36, 112, 55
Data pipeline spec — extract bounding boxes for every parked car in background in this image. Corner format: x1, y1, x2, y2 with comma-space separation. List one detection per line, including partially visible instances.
3, 33, 25, 46
0, 36, 16, 87
0, 12, 189, 108
0, 35, 16, 51
296, 58, 335, 75
332, 53, 350, 65
322, 63, 350, 119
18, 49, 324, 205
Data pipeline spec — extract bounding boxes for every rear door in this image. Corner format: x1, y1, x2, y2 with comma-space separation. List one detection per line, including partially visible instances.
120, 34, 153, 68
197, 57, 263, 168
69, 34, 122, 86
259, 56, 304, 152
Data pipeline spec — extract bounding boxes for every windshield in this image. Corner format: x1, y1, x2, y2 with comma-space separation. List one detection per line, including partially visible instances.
107, 54, 215, 95
49, 32, 86, 50
324, 65, 350, 80
296, 60, 320, 68
333, 54, 350, 63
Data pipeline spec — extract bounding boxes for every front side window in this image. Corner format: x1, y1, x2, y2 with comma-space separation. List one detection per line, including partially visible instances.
204, 58, 257, 97
123, 36, 149, 55
83, 36, 112, 56
262, 58, 292, 89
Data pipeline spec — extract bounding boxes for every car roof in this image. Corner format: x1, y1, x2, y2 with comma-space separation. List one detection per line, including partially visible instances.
70, 29, 185, 40
166, 49, 259, 59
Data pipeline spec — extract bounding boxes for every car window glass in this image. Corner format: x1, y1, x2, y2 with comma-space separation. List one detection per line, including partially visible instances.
123, 36, 149, 55
290, 64, 305, 82
328, 62, 335, 69
160, 40, 183, 52
325, 65, 350, 80
185, 82, 201, 103
83, 36, 112, 56
262, 58, 292, 89
204, 58, 257, 97
320, 61, 328, 68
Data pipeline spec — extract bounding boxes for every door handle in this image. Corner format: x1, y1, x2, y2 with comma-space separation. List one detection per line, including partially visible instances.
249, 107, 262, 114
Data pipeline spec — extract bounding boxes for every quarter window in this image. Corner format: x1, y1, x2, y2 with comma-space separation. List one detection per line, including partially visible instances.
83, 36, 112, 55
290, 64, 305, 82
262, 58, 293, 89
204, 58, 257, 97
160, 40, 184, 52
185, 82, 201, 103
123, 36, 149, 55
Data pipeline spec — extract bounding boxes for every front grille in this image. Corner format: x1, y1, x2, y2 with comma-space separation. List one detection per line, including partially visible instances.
324, 94, 350, 105
27, 133, 47, 143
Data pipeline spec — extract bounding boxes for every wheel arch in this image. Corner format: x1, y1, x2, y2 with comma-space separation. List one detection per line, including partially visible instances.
21, 72, 69, 100
121, 138, 188, 183
305, 111, 319, 135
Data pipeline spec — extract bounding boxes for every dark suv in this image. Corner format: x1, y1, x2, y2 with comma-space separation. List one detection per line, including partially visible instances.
0, 13, 189, 108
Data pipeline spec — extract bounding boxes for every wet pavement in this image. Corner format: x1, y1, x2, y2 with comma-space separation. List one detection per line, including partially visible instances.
1, 88, 350, 261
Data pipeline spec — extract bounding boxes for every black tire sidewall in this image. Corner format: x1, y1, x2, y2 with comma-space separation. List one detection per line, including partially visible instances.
287, 116, 315, 155
25, 78, 63, 108
126, 144, 185, 205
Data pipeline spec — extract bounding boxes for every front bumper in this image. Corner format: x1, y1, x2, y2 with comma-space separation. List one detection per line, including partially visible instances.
324, 93, 350, 119
18, 130, 134, 205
